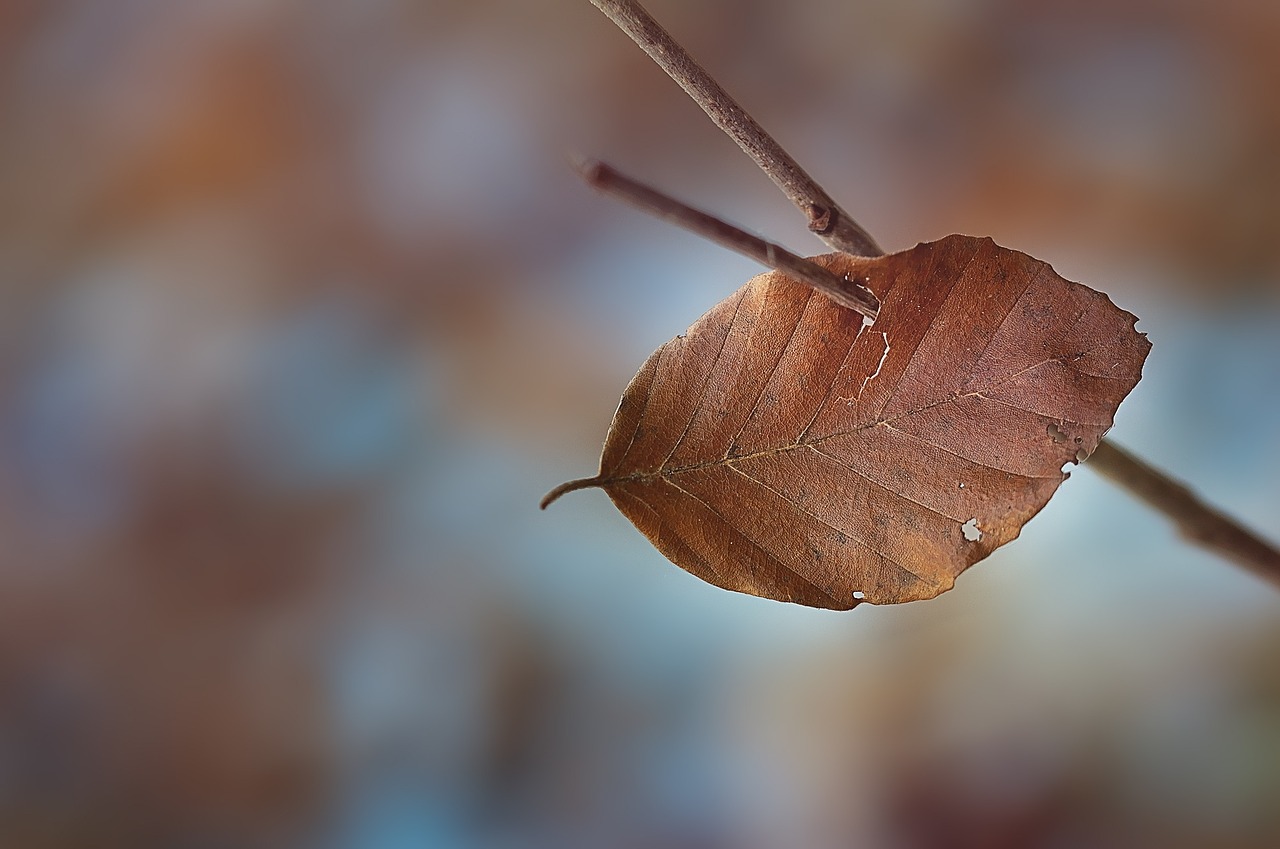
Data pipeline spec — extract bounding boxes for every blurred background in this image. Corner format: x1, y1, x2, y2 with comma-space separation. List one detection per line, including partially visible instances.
1, 1, 1278, 847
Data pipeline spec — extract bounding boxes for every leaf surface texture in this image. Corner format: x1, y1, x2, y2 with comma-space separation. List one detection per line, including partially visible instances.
592, 235, 1149, 608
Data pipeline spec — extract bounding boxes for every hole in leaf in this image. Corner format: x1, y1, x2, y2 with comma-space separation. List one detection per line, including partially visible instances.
961, 518, 982, 542
1047, 423, 1068, 443
958, 482, 966, 489
853, 591, 866, 600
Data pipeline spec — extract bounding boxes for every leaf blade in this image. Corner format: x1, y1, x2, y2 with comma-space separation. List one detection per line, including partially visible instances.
589, 235, 1150, 607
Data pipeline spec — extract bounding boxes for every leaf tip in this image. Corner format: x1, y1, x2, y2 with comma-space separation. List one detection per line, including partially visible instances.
540, 475, 607, 510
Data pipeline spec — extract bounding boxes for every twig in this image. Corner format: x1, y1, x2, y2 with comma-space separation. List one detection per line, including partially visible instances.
574, 157, 879, 319
588, 0, 883, 257
1086, 441, 1280, 586
585, 0, 1280, 587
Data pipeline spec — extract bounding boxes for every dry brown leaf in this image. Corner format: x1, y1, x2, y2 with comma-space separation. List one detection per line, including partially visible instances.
551, 235, 1150, 608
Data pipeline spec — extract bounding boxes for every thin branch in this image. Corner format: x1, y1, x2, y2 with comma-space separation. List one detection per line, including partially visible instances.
588, 0, 883, 257
574, 157, 879, 319
1086, 440, 1280, 586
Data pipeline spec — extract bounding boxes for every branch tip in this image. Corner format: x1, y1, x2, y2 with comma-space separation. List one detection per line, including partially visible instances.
568, 152, 606, 185
568, 158, 880, 320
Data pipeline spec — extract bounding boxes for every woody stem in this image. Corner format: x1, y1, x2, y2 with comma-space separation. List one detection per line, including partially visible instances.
588, 0, 882, 257
574, 157, 878, 319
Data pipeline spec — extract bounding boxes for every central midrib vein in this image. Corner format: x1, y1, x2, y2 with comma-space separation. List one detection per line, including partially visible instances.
602, 352, 1081, 487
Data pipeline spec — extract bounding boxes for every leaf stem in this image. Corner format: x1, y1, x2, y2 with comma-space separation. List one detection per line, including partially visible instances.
574, 157, 879, 319
1086, 440, 1280, 586
587, 0, 882, 257
541, 475, 607, 510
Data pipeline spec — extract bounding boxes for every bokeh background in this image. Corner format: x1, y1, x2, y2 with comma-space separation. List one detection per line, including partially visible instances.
2, 1, 1279, 847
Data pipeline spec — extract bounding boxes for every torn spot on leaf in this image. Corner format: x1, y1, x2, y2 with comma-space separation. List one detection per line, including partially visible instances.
1048, 423, 1068, 443
853, 331, 890, 404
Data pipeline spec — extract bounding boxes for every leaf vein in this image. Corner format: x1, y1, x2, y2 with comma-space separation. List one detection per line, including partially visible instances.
869, 422, 1064, 480
660, 287, 749, 470
723, 462, 928, 587
876, 245, 948, 419
725, 286, 814, 459
805, 444, 965, 525
660, 474, 844, 605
